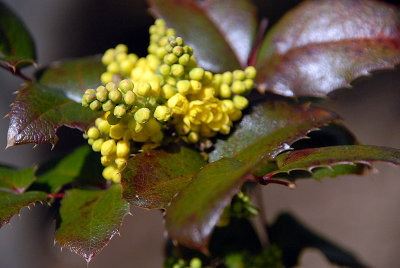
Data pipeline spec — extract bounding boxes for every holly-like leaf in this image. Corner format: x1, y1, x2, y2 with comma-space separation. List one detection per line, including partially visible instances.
148, 0, 257, 72
268, 212, 367, 267
209, 99, 339, 163
35, 56, 105, 101
122, 145, 206, 209
0, 2, 36, 71
267, 145, 400, 178
0, 191, 47, 228
0, 165, 36, 193
165, 157, 250, 251
56, 184, 130, 263
256, 0, 400, 97
36, 146, 104, 193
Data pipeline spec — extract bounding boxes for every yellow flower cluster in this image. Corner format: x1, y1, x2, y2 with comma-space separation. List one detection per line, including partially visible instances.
82, 19, 256, 182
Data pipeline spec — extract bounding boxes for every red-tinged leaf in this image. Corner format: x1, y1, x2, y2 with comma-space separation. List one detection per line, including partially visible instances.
209, 98, 339, 163
268, 145, 400, 178
148, 0, 257, 72
0, 165, 36, 193
0, 191, 47, 228
0, 2, 36, 71
56, 184, 130, 263
256, 0, 400, 97
165, 157, 250, 251
121, 145, 206, 209
7, 83, 101, 147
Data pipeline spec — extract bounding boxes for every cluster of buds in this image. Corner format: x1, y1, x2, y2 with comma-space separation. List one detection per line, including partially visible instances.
82, 19, 256, 182
165, 257, 202, 268
218, 192, 259, 226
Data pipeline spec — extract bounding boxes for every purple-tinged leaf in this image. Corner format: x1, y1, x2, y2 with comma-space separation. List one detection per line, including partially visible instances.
165, 157, 250, 251
56, 184, 130, 263
122, 145, 206, 209
0, 191, 47, 228
7, 83, 101, 147
267, 145, 400, 178
256, 0, 400, 97
0, 165, 36, 193
148, 0, 257, 72
0, 2, 36, 71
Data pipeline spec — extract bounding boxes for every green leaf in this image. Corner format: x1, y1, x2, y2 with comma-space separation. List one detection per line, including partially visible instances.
0, 165, 36, 193
268, 213, 367, 267
56, 184, 130, 263
256, 0, 400, 97
36, 146, 104, 192
148, 0, 257, 72
122, 144, 206, 209
35, 56, 105, 101
268, 145, 400, 178
0, 191, 47, 228
165, 157, 250, 251
0, 2, 36, 70
209, 99, 338, 164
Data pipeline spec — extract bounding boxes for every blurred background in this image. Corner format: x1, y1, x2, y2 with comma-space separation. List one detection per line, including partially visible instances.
0, 0, 399, 267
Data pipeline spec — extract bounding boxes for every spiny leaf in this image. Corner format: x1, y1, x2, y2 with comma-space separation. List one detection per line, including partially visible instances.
148, 0, 257, 72
0, 165, 36, 193
165, 157, 250, 251
7, 83, 101, 147
122, 144, 206, 209
267, 145, 400, 178
268, 212, 367, 267
209, 98, 339, 163
256, 0, 400, 97
0, 191, 47, 228
0, 2, 36, 71
56, 184, 130, 263
36, 146, 104, 193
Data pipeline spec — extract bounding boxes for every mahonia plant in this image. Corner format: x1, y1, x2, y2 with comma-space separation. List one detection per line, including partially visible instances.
1, 0, 400, 267
81, 19, 256, 183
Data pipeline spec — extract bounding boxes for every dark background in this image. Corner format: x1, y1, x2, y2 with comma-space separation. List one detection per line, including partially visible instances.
0, 1, 399, 267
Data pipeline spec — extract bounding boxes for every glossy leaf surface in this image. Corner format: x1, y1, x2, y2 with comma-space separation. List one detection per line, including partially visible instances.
0, 191, 47, 228
0, 165, 36, 193
209, 99, 338, 163
256, 0, 400, 97
56, 184, 130, 262
0, 2, 36, 70
268, 145, 400, 177
268, 213, 367, 267
36, 146, 104, 192
122, 145, 206, 209
165, 157, 249, 251
148, 0, 257, 72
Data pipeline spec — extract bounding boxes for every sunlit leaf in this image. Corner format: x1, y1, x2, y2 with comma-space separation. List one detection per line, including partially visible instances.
256, 0, 400, 97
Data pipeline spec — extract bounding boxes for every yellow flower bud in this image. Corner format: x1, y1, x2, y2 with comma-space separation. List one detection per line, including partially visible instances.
177, 80, 191, 95
101, 155, 115, 166
189, 67, 204, 81
89, 100, 102, 111
172, 46, 183, 57
92, 138, 104, 152
102, 100, 115, 112
222, 71, 233, 85
134, 108, 151, 124
164, 54, 178, 65
102, 49, 115, 65
123, 91, 136, 105
135, 82, 151, 96
109, 89, 122, 103
233, 70, 246, 81
114, 104, 127, 118
115, 44, 128, 53
244, 66, 257, 79
102, 164, 118, 181
110, 124, 125, 140
202, 71, 213, 85
159, 64, 171, 76
188, 132, 199, 143
98, 119, 111, 134
119, 79, 134, 93
167, 93, 188, 114
161, 84, 176, 99
219, 84, 231, 98
154, 105, 172, 121
171, 64, 184, 77
190, 80, 202, 93
107, 62, 120, 74
178, 54, 190, 66
233, 95, 249, 110
120, 59, 135, 75
231, 81, 246, 94
244, 79, 254, 90
101, 72, 114, 85
106, 82, 118, 91
87, 127, 100, 139
87, 138, 94, 145
116, 53, 127, 63
101, 139, 117, 156
116, 140, 130, 158
112, 172, 121, 183
115, 158, 127, 170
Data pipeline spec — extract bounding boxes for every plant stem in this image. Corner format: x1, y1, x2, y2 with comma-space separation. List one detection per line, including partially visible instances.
0, 62, 33, 82
248, 18, 268, 66
46, 193, 65, 199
